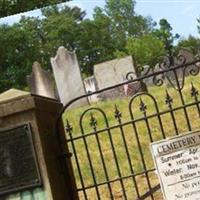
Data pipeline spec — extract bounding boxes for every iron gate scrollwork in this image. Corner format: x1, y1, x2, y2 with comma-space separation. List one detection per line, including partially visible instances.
56, 52, 200, 200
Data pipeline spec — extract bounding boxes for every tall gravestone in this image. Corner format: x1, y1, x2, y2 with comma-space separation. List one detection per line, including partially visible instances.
51, 47, 88, 108
27, 62, 56, 99
0, 89, 77, 200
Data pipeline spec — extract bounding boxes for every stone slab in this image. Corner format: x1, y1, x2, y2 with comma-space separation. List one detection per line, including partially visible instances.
51, 47, 88, 108
27, 62, 56, 99
84, 76, 98, 102
0, 89, 29, 104
94, 56, 137, 90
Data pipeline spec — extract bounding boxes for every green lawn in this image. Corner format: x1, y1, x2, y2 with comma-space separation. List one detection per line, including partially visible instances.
64, 75, 200, 199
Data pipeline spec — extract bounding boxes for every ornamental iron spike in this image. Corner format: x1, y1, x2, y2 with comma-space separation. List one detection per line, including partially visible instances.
139, 98, 147, 112
90, 113, 97, 130
165, 90, 173, 106
191, 82, 199, 97
65, 119, 73, 133
114, 104, 122, 120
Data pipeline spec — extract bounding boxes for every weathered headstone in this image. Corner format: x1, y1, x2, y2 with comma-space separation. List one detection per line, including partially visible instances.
93, 56, 142, 99
0, 89, 77, 200
161, 49, 195, 88
178, 49, 195, 76
84, 76, 98, 102
178, 48, 194, 63
27, 62, 56, 99
140, 65, 154, 86
151, 131, 200, 200
94, 55, 137, 89
51, 47, 88, 108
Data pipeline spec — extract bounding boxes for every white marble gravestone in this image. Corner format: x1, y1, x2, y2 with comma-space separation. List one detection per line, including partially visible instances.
51, 47, 88, 108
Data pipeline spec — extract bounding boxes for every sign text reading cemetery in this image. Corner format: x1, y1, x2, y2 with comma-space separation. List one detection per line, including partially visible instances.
151, 131, 200, 200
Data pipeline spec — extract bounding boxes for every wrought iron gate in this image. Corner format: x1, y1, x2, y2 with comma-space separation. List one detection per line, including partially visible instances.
56, 53, 200, 200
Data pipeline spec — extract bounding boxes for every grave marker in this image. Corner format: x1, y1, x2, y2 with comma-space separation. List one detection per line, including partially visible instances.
84, 76, 98, 102
94, 55, 137, 90
27, 62, 56, 99
51, 46, 88, 108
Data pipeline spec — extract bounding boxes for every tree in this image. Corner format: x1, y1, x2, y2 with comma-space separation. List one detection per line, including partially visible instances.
125, 34, 165, 67
105, 0, 154, 36
41, 5, 85, 63
154, 19, 179, 56
0, 4, 84, 92
0, 23, 39, 91
96, 0, 155, 52
0, 1, 159, 92
76, 7, 115, 76
177, 35, 200, 55
0, 0, 70, 17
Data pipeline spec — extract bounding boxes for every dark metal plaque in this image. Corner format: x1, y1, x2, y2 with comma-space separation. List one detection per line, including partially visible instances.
0, 124, 42, 196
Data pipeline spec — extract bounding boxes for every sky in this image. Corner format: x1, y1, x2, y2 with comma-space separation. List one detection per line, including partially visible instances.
0, 0, 200, 39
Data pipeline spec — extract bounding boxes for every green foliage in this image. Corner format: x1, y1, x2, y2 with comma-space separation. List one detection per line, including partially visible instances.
114, 50, 128, 58
42, 6, 84, 55
105, 0, 136, 37
177, 35, 200, 55
126, 34, 165, 67
154, 18, 179, 54
0, 0, 70, 17
3, 1, 195, 93
0, 0, 156, 92
77, 17, 115, 75
0, 22, 41, 91
0, 5, 85, 92
103, 0, 154, 51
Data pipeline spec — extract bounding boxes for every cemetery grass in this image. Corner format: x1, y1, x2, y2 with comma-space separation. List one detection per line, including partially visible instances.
64, 76, 200, 199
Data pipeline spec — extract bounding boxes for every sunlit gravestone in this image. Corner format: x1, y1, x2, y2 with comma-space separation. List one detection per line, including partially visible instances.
51, 46, 88, 108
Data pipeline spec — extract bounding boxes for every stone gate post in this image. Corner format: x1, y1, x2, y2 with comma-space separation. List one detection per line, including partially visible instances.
0, 89, 78, 200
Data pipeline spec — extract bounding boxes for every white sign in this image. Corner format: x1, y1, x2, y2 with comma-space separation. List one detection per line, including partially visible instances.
151, 131, 200, 200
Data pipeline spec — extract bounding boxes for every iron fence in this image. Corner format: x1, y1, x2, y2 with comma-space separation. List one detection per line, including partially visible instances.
56, 53, 200, 199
